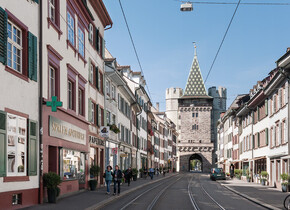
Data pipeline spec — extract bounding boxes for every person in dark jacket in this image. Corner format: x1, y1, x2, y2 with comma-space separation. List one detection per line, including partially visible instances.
125, 167, 133, 186
113, 165, 123, 195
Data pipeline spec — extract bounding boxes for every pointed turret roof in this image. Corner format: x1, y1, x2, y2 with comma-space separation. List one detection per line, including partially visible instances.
183, 44, 208, 97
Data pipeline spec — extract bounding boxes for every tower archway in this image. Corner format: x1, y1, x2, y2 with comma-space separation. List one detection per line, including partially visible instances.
189, 154, 203, 172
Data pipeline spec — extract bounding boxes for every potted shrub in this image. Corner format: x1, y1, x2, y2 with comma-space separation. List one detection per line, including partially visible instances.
260, 171, 268, 186
281, 173, 289, 192
43, 172, 62, 203
234, 169, 241, 180
132, 168, 138, 181
139, 168, 144, 178
89, 165, 100, 191
109, 124, 120, 134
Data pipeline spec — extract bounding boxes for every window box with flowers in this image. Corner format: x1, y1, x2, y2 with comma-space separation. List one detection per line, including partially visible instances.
108, 124, 120, 134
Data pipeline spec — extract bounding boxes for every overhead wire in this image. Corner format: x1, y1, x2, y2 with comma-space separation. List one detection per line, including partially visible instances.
204, 0, 242, 84
176, 0, 290, 6
118, 0, 153, 103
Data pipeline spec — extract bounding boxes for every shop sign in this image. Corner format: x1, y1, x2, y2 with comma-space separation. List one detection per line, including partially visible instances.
120, 153, 128, 158
112, 147, 118, 155
89, 136, 105, 146
100, 126, 109, 138
49, 116, 86, 145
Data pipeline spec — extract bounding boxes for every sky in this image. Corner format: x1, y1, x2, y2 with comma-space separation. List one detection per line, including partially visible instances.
103, 0, 290, 111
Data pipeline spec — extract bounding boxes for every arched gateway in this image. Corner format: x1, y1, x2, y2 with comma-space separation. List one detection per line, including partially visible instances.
189, 154, 202, 172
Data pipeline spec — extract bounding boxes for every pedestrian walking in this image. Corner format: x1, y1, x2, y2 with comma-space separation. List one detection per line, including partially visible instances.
104, 165, 113, 194
113, 165, 123, 195
144, 167, 148, 179
149, 168, 154, 180
125, 167, 133, 186
156, 168, 159, 177
163, 169, 166, 177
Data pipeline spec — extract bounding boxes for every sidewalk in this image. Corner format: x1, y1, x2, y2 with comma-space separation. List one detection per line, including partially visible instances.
23, 173, 176, 210
218, 178, 289, 210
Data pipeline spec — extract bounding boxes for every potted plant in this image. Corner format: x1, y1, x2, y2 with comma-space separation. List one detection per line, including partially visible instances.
260, 171, 268, 186
226, 172, 230, 177
132, 168, 138, 181
246, 169, 251, 182
109, 124, 120, 134
234, 169, 242, 180
43, 172, 62, 203
18, 165, 24, 172
89, 165, 100, 191
281, 173, 289, 192
139, 168, 144, 178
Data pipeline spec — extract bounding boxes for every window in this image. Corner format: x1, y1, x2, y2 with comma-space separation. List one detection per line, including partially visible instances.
12, 194, 22, 205
49, 0, 56, 23
68, 80, 73, 110
67, 12, 74, 45
7, 21, 22, 72
192, 113, 195, 118
106, 110, 111, 124
196, 113, 198, 118
112, 114, 116, 125
78, 27, 84, 57
89, 61, 94, 84
7, 114, 27, 176
49, 66, 56, 99
111, 85, 116, 100
106, 79, 110, 96
61, 149, 85, 180
99, 72, 103, 94
89, 23, 93, 44
90, 101, 95, 124
78, 88, 84, 116
284, 120, 287, 143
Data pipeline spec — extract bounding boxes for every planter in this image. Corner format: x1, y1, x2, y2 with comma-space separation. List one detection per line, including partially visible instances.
89, 180, 98, 191
47, 188, 57, 203
282, 185, 288, 192
133, 174, 137, 181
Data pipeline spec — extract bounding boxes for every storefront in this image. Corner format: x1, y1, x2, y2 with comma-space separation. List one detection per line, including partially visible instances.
105, 140, 118, 168
119, 145, 131, 171
42, 108, 89, 199
89, 135, 105, 186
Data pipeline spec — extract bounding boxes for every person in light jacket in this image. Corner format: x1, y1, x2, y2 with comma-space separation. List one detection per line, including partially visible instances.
105, 165, 113, 194
113, 165, 123, 195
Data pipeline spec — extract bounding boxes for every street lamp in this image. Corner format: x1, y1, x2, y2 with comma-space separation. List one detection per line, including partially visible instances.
180, 2, 193, 12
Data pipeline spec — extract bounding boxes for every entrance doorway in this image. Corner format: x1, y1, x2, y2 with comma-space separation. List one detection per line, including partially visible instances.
189, 154, 203, 172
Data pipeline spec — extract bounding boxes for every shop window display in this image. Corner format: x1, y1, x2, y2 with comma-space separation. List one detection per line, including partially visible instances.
7, 114, 27, 176
61, 149, 85, 180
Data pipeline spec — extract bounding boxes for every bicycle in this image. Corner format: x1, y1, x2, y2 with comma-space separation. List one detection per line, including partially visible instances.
284, 194, 290, 209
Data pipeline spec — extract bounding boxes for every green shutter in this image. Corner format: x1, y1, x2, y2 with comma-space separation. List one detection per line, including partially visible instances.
28, 32, 37, 82
33, 0, 39, 3
88, 59, 91, 83
88, 99, 92, 122
28, 120, 38, 176
95, 28, 99, 51
0, 111, 7, 177
0, 8, 7, 65
104, 110, 107, 127
102, 38, 105, 59
96, 104, 99, 126
95, 66, 99, 89
266, 128, 269, 145
265, 99, 268, 116
257, 132, 260, 147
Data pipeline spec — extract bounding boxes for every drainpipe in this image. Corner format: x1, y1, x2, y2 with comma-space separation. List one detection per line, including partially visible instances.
38, 0, 43, 204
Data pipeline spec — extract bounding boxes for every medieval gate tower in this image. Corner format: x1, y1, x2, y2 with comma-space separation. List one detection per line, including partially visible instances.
166, 45, 226, 172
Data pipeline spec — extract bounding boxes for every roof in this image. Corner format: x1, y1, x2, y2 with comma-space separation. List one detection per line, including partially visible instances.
183, 47, 208, 97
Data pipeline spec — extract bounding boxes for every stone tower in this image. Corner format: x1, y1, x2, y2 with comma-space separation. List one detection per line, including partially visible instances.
177, 45, 214, 173
208, 86, 227, 166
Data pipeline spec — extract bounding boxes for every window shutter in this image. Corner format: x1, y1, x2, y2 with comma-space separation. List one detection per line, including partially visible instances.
88, 59, 91, 83
33, 0, 39, 3
95, 28, 99, 51
96, 104, 99, 126
0, 111, 7, 177
252, 135, 255, 149
265, 99, 268, 116
0, 7, 7, 65
99, 106, 102, 126
28, 120, 38, 176
88, 99, 92, 122
102, 38, 105, 59
257, 133, 260, 148
28, 32, 37, 82
95, 66, 99, 89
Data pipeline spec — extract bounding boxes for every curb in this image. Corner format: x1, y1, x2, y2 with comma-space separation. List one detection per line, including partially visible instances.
85, 173, 179, 210
219, 183, 280, 210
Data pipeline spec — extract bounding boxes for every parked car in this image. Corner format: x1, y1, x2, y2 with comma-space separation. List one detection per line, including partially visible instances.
210, 168, 226, 181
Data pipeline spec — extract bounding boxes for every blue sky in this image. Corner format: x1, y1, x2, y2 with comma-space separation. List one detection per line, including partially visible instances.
103, 0, 290, 110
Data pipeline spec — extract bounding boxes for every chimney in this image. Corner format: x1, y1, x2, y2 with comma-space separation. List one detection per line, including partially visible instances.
156, 102, 159, 112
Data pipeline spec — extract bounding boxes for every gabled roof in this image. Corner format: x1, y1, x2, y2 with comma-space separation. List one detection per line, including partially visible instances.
183, 47, 207, 97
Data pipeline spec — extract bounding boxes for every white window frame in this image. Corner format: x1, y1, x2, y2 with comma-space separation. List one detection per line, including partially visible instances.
67, 12, 74, 45
7, 113, 27, 176
89, 62, 94, 84
78, 27, 84, 57
111, 85, 116, 100
7, 21, 22, 73
89, 23, 93, 43
49, 66, 56, 99
49, 0, 56, 23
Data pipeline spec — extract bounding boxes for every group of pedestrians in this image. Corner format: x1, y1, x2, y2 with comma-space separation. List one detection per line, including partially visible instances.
104, 165, 133, 196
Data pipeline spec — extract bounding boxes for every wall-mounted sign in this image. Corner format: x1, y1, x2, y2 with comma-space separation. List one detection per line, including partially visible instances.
46, 96, 62, 112
100, 126, 109, 138
112, 147, 118, 155
49, 116, 86, 145
120, 153, 128, 158
89, 136, 104, 146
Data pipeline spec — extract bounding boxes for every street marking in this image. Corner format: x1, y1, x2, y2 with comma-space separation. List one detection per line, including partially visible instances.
201, 185, 226, 210
120, 175, 179, 210
147, 176, 183, 210
188, 176, 201, 210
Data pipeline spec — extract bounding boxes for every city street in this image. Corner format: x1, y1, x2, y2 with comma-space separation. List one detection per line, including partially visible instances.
99, 173, 266, 210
